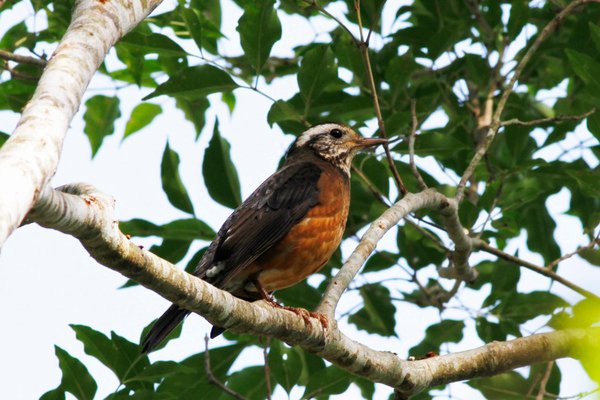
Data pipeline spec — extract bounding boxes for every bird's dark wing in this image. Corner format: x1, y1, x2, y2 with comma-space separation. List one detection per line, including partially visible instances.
195, 161, 322, 287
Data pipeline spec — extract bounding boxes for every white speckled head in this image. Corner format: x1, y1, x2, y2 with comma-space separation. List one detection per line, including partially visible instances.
286, 123, 387, 174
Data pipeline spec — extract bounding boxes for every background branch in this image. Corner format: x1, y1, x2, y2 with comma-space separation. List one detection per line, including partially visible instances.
455, 0, 600, 201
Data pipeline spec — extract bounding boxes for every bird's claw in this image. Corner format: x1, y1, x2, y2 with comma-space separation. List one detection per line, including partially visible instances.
267, 302, 329, 331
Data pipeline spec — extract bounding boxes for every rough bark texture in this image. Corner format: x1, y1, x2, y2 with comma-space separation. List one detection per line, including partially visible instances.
0, 0, 162, 246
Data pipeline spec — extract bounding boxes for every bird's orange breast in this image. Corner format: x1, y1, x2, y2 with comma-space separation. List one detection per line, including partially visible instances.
245, 167, 350, 292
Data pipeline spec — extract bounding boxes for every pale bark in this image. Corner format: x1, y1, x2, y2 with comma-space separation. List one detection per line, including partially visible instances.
26, 184, 598, 396
0, 0, 162, 247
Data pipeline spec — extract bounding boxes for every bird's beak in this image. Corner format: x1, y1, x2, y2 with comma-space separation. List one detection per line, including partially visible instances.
354, 137, 388, 148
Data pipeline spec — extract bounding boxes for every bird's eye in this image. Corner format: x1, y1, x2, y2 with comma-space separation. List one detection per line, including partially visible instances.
329, 128, 343, 139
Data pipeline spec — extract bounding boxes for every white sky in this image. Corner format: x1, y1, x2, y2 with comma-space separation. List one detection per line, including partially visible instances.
0, 1, 598, 399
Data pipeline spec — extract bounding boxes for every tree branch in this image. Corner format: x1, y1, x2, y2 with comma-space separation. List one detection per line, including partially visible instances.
0, 0, 162, 247
455, 0, 600, 202
204, 335, 247, 400
500, 108, 596, 127
0, 49, 47, 67
474, 238, 598, 299
25, 183, 600, 396
408, 99, 428, 191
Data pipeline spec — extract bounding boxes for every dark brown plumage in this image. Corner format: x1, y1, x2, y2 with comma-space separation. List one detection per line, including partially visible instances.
141, 123, 386, 353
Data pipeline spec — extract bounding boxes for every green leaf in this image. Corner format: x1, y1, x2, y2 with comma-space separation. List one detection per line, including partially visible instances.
161, 143, 195, 214
226, 366, 267, 400
267, 100, 304, 126
467, 371, 529, 399
71, 325, 120, 378
144, 65, 238, 100
53, 346, 97, 400
409, 320, 464, 357
120, 31, 187, 57
589, 23, 600, 53
297, 45, 337, 110
303, 366, 351, 398
268, 340, 302, 393
586, 110, 600, 141
0, 131, 8, 147
363, 251, 398, 273
348, 284, 396, 336
522, 204, 561, 264
181, 8, 204, 52
565, 49, 600, 89
237, 0, 282, 74
123, 103, 161, 140
493, 291, 568, 325
580, 248, 600, 266
125, 361, 193, 383
157, 344, 246, 397
83, 95, 121, 157
40, 387, 65, 400
202, 120, 242, 208
120, 218, 215, 241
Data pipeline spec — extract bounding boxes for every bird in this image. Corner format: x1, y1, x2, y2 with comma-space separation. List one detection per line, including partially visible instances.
141, 123, 387, 353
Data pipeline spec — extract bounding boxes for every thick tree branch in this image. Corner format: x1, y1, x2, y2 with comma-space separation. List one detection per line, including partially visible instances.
455, 0, 600, 202
26, 184, 599, 396
0, 0, 162, 247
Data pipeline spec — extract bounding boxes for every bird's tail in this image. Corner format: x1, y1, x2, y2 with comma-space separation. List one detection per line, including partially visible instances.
141, 304, 190, 353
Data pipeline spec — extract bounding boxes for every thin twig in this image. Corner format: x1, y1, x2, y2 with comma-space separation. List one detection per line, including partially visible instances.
474, 239, 598, 299
0, 49, 47, 67
353, 2, 407, 195
263, 338, 272, 400
501, 108, 596, 127
204, 335, 247, 400
536, 361, 555, 400
0, 63, 39, 81
408, 99, 427, 190
307, 0, 359, 46
455, 0, 600, 202
546, 233, 600, 271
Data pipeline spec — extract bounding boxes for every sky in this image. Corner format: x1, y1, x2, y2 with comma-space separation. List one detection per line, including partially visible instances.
0, 1, 598, 399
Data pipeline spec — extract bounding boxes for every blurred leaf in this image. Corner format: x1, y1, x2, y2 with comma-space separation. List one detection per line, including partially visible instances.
303, 366, 351, 399
123, 103, 161, 140
53, 346, 97, 400
120, 218, 215, 241
120, 31, 187, 56
297, 45, 337, 110
493, 291, 568, 325
267, 100, 304, 126
269, 340, 302, 393
0, 131, 8, 147
580, 248, 600, 266
409, 320, 464, 357
83, 95, 121, 157
202, 120, 242, 208
144, 65, 238, 100
226, 366, 267, 400
237, 0, 282, 74
363, 251, 398, 273
349, 284, 396, 336
161, 142, 195, 214
125, 361, 193, 383
565, 49, 600, 89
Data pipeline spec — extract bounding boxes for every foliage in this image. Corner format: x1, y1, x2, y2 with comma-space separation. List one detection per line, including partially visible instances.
1, 0, 599, 398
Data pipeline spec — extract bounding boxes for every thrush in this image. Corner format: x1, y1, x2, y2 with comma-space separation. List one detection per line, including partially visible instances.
141, 123, 386, 353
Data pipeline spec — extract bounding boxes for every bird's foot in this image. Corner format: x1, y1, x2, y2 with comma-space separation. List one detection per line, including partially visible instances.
269, 303, 329, 331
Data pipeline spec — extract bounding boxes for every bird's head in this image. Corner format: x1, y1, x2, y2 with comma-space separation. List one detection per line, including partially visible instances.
287, 123, 387, 174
